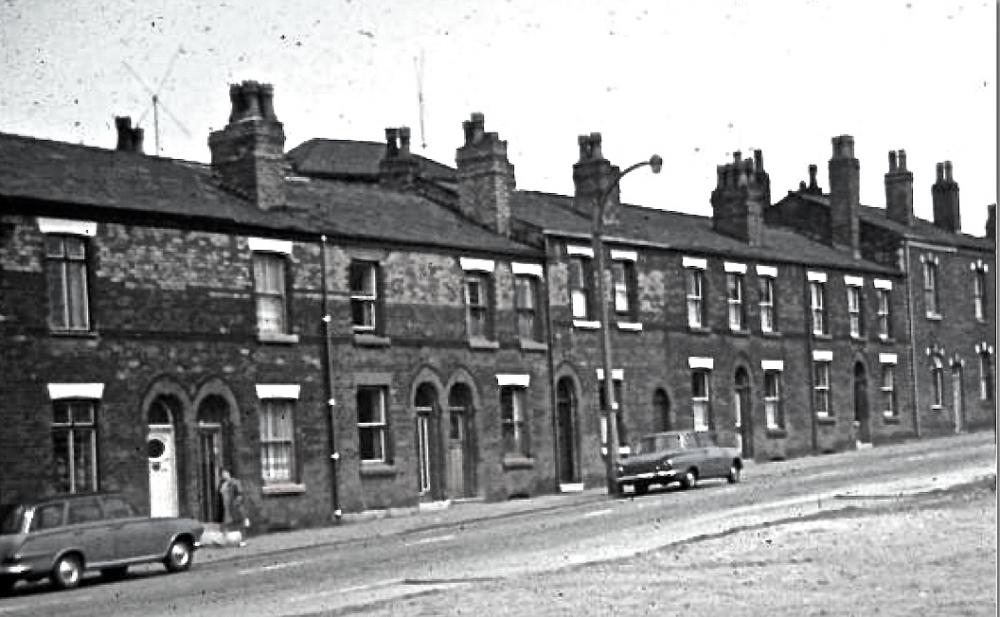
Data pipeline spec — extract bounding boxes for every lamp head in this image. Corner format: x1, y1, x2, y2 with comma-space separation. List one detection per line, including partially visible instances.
649, 154, 663, 174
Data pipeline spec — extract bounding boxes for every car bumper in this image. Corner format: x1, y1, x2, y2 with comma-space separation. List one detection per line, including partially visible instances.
617, 470, 677, 485
0, 563, 31, 575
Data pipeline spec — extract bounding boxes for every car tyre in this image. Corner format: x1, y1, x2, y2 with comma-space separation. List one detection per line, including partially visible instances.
100, 566, 128, 580
51, 554, 83, 590
680, 470, 698, 490
164, 539, 193, 573
634, 483, 649, 496
0, 577, 15, 596
727, 462, 742, 484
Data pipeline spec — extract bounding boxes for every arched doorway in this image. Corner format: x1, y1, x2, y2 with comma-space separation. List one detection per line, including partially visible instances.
446, 384, 477, 498
196, 395, 230, 522
654, 389, 671, 432
414, 383, 443, 500
853, 362, 871, 445
734, 368, 753, 459
951, 361, 965, 433
147, 396, 182, 517
555, 377, 580, 486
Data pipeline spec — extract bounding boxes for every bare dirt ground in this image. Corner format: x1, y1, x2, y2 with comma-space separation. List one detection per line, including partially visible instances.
342, 477, 997, 617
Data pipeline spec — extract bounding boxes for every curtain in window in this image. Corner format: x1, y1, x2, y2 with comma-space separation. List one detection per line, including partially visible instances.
254, 254, 287, 334
260, 400, 295, 483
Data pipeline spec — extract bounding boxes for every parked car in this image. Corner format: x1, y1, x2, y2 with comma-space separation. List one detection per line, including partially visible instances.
616, 430, 743, 495
0, 492, 203, 593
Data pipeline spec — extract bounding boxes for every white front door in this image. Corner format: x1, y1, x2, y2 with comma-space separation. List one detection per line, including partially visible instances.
148, 425, 179, 517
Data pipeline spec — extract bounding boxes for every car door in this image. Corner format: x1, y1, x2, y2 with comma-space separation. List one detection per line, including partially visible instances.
65, 496, 116, 566
694, 432, 723, 477
102, 496, 161, 561
22, 501, 69, 574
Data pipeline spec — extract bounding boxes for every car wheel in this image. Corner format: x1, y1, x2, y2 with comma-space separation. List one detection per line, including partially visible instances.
0, 577, 15, 596
681, 470, 698, 490
100, 566, 128, 580
634, 483, 649, 496
51, 554, 83, 590
164, 539, 193, 573
727, 463, 742, 484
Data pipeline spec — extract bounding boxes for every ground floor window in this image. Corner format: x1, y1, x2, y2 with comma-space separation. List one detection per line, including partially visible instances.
881, 365, 897, 417
763, 371, 783, 430
259, 399, 297, 484
980, 352, 994, 401
500, 386, 530, 458
357, 386, 391, 463
931, 357, 945, 408
691, 370, 711, 431
52, 400, 98, 493
813, 361, 831, 418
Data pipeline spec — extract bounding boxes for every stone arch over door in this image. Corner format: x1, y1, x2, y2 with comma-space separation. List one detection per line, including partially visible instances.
853, 360, 871, 445
733, 366, 753, 459
410, 366, 446, 501
445, 368, 481, 499
554, 365, 583, 487
191, 378, 240, 523
141, 378, 191, 518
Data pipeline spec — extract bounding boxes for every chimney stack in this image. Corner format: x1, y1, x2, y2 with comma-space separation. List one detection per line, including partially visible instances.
802, 164, 822, 194
455, 113, 515, 236
884, 149, 913, 225
710, 148, 770, 246
208, 80, 287, 210
379, 126, 420, 187
572, 132, 621, 227
114, 116, 144, 154
931, 160, 961, 232
828, 135, 861, 257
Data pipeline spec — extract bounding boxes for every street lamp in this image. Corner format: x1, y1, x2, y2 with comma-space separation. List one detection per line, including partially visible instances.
592, 154, 662, 496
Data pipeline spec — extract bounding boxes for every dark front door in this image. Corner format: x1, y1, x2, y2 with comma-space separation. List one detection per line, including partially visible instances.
556, 378, 579, 485
198, 425, 223, 522
734, 368, 753, 459
854, 362, 871, 444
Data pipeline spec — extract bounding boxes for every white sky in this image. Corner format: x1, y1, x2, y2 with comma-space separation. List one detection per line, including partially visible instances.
1, 0, 995, 235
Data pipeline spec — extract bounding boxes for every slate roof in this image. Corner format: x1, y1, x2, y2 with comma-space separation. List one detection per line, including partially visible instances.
790, 191, 993, 251
0, 131, 536, 256
512, 190, 901, 274
287, 138, 457, 182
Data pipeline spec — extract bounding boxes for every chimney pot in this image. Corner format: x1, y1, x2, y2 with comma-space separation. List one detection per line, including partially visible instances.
944, 160, 953, 182
241, 81, 262, 119
589, 133, 603, 159
888, 151, 897, 172
808, 164, 818, 190
753, 149, 763, 173
799, 180, 808, 191
936, 162, 945, 182
832, 135, 855, 159
399, 127, 411, 154
733, 150, 742, 164
898, 149, 907, 171
259, 84, 276, 120
385, 128, 399, 155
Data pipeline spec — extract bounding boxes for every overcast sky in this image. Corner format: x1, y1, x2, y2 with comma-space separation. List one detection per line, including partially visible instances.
1, 0, 995, 235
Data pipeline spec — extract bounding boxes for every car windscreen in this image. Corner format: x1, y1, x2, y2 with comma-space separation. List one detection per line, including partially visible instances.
634, 434, 682, 455
0, 504, 25, 535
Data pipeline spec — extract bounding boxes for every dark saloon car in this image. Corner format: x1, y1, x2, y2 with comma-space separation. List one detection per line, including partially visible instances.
616, 430, 743, 495
0, 493, 203, 592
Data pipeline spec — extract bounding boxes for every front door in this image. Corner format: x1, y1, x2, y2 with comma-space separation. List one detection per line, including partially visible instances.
147, 425, 179, 517
734, 369, 752, 459
198, 424, 223, 522
415, 414, 432, 496
556, 378, 579, 485
445, 407, 466, 497
854, 362, 871, 445
952, 366, 964, 433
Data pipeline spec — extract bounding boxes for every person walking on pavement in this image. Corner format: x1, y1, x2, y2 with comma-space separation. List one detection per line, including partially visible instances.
219, 468, 248, 547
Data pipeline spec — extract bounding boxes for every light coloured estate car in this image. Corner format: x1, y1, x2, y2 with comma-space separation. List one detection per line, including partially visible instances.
0, 493, 203, 592
616, 430, 743, 495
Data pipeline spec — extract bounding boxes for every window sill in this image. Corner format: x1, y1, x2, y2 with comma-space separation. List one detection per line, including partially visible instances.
816, 416, 836, 425
261, 483, 306, 495
502, 455, 535, 470
468, 337, 500, 350
354, 332, 391, 347
257, 332, 300, 344
761, 330, 782, 338
812, 333, 832, 340
765, 428, 787, 438
572, 319, 601, 330
850, 334, 866, 342
616, 321, 643, 332
687, 326, 711, 335
519, 339, 548, 352
878, 336, 895, 345
728, 328, 750, 336
931, 405, 945, 412
925, 313, 942, 321
882, 415, 901, 425
49, 330, 98, 339
360, 463, 398, 477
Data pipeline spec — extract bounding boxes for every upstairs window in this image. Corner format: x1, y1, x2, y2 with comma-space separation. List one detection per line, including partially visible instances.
758, 275, 776, 333
922, 257, 940, 317
568, 256, 594, 321
259, 399, 297, 484
515, 274, 541, 341
809, 280, 827, 335
726, 272, 745, 331
253, 252, 289, 335
499, 386, 530, 458
686, 269, 705, 328
610, 254, 639, 321
691, 370, 711, 431
45, 235, 91, 332
464, 272, 494, 339
973, 268, 987, 321
847, 285, 864, 338
350, 261, 381, 334
52, 400, 98, 493
876, 288, 892, 339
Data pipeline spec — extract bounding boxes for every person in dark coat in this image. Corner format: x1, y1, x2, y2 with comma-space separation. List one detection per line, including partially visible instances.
218, 468, 247, 546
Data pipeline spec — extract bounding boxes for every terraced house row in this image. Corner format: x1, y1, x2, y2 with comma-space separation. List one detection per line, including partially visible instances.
0, 81, 994, 531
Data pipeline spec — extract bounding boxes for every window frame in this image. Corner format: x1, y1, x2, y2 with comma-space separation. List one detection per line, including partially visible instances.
881, 364, 897, 418
973, 268, 987, 322
464, 271, 494, 340
514, 274, 542, 341
876, 289, 891, 339
51, 399, 99, 493
763, 370, 783, 430
847, 285, 864, 338
809, 281, 827, 336
253, 252, 290, 336
923, 259, 940, 317
258, 398, 298, 485
980, 352, 994, 401
568, 256, 594, 321
758, 276, 776, 333
686, 268, 705, 329
931, 356, 945, 409
349, 260, 381, 334
726, 272, 745, 331
357, 386, 391, 464
813, 361, 831, 418
691, 369, 711, 431
610, 259, 639, 321
44, 234, 91, 332
499, 386, 530, 458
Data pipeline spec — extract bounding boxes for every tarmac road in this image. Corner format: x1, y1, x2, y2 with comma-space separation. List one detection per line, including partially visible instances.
0, 432, 994, 617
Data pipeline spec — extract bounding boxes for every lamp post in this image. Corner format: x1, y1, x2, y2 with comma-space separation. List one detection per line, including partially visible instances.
593, 154, 663, 496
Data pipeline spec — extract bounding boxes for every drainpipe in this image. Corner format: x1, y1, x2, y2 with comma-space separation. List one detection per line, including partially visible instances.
320, 235, 342, 521
903, 241, 921, 438
542, 235, 562, 491
804, 269, 818, 454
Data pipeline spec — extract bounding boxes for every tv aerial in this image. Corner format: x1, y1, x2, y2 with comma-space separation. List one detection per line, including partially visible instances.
122, 46, 191, 156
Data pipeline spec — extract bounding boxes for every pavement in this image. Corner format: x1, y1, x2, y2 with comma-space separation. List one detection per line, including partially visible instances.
196, 431, 997, 566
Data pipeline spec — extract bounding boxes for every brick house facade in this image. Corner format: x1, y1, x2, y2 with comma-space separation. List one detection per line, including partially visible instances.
0, 80, 994, 531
